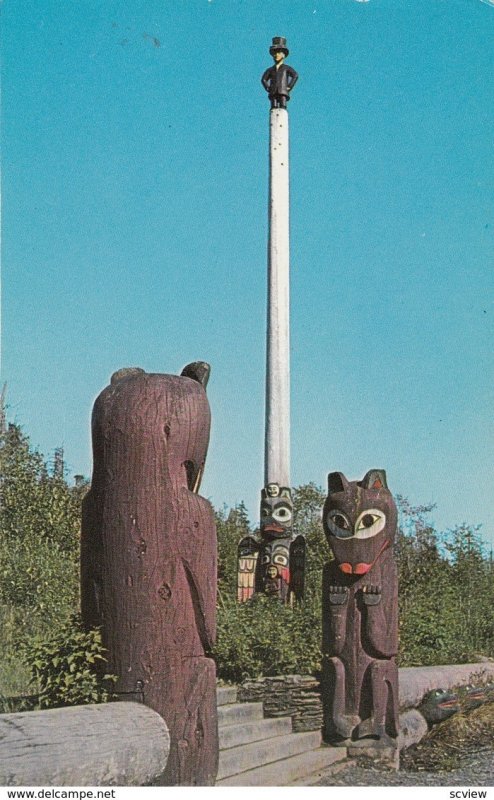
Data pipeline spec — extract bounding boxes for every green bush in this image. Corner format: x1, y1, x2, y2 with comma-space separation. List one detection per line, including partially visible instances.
23, 615, 117, 708
214, 594, 321, 682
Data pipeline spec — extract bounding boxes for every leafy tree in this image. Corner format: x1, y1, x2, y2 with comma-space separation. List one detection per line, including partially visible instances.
292, 482, 327, 603
216, 501, 252, 601
0, 422, 84, 697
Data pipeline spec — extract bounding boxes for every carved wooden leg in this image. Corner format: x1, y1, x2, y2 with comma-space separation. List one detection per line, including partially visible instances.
357, 660, 398, 743
323, 656, 360, 744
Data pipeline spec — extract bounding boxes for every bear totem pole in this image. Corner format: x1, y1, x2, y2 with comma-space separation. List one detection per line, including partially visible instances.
321, 469, 399, 761
81, 364, 218, 785
237, 484, 305, 604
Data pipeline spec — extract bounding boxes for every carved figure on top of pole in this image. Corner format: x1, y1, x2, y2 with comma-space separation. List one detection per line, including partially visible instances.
81, 363, 218, 786
321, 469, 399, 763
261, 37, 299, 109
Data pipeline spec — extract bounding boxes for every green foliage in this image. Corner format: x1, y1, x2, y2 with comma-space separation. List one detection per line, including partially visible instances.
0, 425, 81, 555
214, 594, 321, 681
292, 482, 327, 603
23, 615, 117, 709
216, 501, 251, 600
213, 483, 327, 682
397, 500, 494, 666
0, 421, 84, 698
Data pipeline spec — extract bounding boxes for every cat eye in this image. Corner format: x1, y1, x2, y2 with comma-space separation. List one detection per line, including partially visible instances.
326, 511, 352, 538
327, 508, 386, 539
354, 509, 386, 539
357, 513, 380, 530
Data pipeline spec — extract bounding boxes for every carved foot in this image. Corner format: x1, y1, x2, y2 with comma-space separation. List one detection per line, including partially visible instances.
357, 716, 397, 748
347, 737, 399, 770
333, 712, 361, 740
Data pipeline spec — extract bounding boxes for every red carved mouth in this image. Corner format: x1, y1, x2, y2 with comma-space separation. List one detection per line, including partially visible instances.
263, 523, 285, 534
438, 700, 459, 709
337, 539, 390, 575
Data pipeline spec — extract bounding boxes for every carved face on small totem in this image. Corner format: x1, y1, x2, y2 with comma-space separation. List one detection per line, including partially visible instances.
260, 484, 293, 539
323, 470, 397, 577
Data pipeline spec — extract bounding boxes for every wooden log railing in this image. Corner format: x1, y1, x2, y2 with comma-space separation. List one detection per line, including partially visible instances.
0, 702, 170, 787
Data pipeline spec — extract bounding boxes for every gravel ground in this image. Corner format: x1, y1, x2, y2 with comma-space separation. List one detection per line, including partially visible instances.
314, 748, 494, 786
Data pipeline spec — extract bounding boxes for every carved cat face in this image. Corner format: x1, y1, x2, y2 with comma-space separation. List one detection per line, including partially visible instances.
260, 484, 293, 539
323, 469, 397, 576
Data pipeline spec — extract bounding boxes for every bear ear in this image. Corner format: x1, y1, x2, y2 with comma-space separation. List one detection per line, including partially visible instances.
110, 367, 145, 385
361, 469, 388, 491
327, 472, 349, 494
181, 361, 211, 389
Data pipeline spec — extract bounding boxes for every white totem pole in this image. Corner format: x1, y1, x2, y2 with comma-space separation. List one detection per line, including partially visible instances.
265, 105, 291, 489
257, 36, 302, 603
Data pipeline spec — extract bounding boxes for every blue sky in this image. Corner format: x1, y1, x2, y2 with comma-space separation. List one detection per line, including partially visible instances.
2, 0, 493, 546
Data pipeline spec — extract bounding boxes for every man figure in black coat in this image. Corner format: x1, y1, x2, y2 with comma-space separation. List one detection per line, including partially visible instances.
261, 37, 298, 109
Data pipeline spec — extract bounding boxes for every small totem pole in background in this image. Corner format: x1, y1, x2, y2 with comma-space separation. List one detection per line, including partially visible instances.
238, 484, 305, 604
81, 363, 218, 786
321, 469, 399, 759
237, 38, 304, 604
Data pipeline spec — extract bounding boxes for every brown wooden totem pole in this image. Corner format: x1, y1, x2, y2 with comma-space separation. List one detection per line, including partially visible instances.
81, 363, 218, 786
321, 469, 399, 754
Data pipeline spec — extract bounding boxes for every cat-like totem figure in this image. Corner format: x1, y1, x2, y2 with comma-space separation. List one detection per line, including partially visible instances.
81, 364, 218, 785
237, 483, 305, 604
322, 469, 399, 750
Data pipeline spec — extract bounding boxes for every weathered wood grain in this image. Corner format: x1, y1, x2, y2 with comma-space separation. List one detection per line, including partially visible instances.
0, 702, 169, 786
81, 367, 218, 786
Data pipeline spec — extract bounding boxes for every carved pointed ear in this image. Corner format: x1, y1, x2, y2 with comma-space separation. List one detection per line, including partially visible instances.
181, 361, 210, 389
362, 469, 388, 491
327, 472, 349, 494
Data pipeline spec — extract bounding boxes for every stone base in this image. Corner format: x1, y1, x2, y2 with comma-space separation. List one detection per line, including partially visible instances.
347, 740, 399, 771
238, 675, 323, 733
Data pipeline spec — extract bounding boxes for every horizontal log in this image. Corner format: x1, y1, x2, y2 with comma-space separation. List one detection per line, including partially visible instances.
0, 702, 169, 786
399, 662, 494, 709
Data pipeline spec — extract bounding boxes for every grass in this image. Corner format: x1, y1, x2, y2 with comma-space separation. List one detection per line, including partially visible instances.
401, 701, 494, 772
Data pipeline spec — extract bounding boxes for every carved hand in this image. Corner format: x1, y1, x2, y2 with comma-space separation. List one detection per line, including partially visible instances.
328, 585, 349, 605
361, 585, 382, 606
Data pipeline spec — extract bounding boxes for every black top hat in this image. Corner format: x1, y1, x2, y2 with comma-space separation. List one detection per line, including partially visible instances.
269, 36, 289, 56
